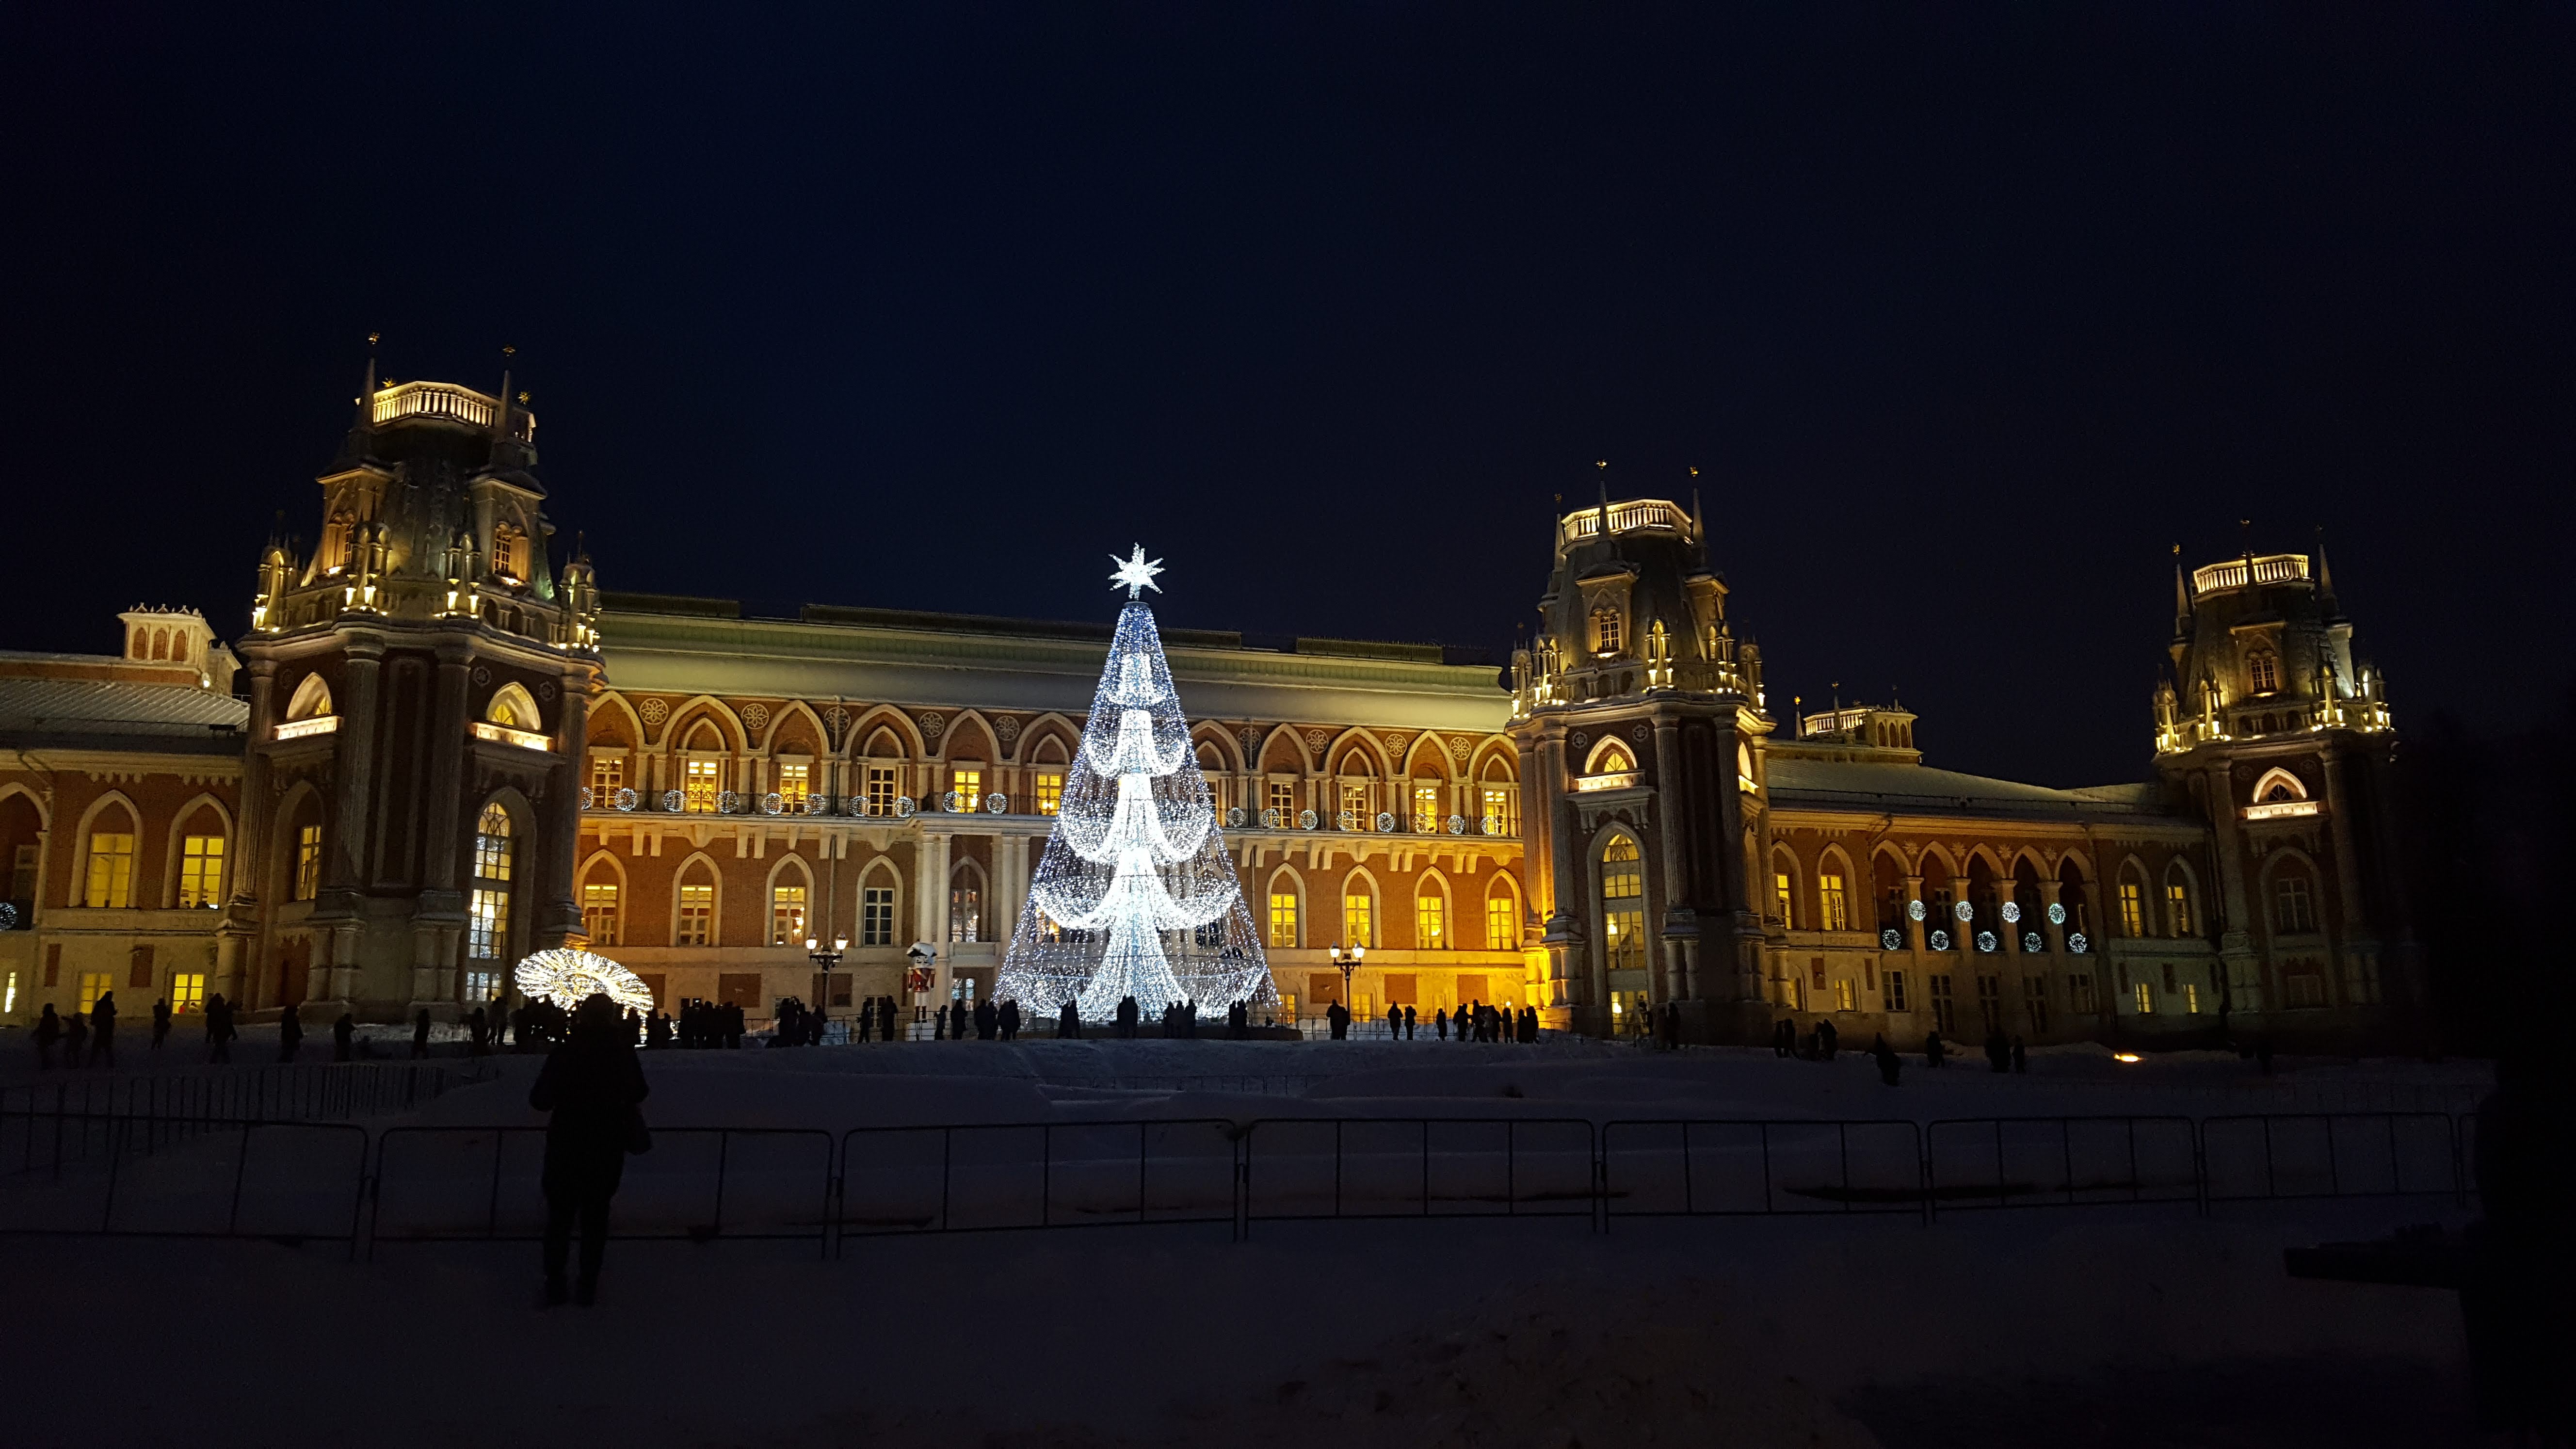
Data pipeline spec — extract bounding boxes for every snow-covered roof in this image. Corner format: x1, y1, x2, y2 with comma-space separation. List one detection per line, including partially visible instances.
0, 675, 248, 751
1764, 758, 2169, 820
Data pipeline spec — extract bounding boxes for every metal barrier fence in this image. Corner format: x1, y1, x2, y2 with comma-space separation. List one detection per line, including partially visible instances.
1, 1063, 489, 1131
0, 1109, 2485, 1255
1602, 1119, 1929, 1224
837, 1119, 1240, 1246
368, 1126, 837, 1259
1923, 1116, 2202, 1214
1241, 1117, 1597, 1229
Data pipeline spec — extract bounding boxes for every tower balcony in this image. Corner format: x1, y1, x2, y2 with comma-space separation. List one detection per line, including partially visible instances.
2190, 552, 2308, 597
1558, 498, 1690, 546
371, 381, 535, 442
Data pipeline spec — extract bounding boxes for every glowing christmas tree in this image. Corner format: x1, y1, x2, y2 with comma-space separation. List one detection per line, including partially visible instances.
998, 547, 1274, 1018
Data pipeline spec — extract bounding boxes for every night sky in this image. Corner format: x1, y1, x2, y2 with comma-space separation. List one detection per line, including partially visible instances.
7, 5, 2569, 788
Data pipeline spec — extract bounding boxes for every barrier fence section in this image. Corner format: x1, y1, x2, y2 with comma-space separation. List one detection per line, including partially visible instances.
2198, 1112, 2465, 1208
1, 1063, 487, 1131
837, 1119, 1241, 1247
0, 1114, 369, 1249
368, 1126, 837, 1260
1600, 1119, 1929, 1226
1240, 1117, 1598, 1231
1923, 1115, 2201, 1215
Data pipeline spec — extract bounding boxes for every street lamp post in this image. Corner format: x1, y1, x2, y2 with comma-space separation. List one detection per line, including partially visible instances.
804, 934, 848, 1027
1327, 942, 1365, 1036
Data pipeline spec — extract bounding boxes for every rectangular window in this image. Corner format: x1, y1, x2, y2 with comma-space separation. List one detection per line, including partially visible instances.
949, 882, 980, 942
776, 763, 810, 810
1412, 784, 1442, 834
771, 885, 809, 947
1267, 891, 1298, 948
2184, 982, 2202, 1014
1884, 970, 1908, 1012
1266, 780, 1296, 825
1340, 783, 1370, 828
582, 883, 620, 946
177, 834, 225, 908
1833, 977, 1856, 1012
865, 765, 899, 817
84, 833, 135, 908
861, 886, 895, 947
169, 973, 206, 1014
1035, 771, 1065, 816
1818, 872, 1849, 932
2276, 876, 2316, 933
79, 971, 114, 1013
950, 768, 982, 812
464, 969, 499, 1002
2024, 975, 2049, 1033
1486, 895, 1517, 950
2118, 881, 2144, 936
2069, 973, 2096, 1014
1977, 974, 2001, 1030
2165, 882, 2192, 936
1930, 973, 1956, 1034
2134, 981, 2156, 1014
467, 886, 509, 959
684, 757, 723, 813
589, 754, 625, 799
295, 824, 323, 900
1773, 872, 1794, 927
1415, 893, 1446, 950
676, 884, 713, 946
1343, 893, 1373, 948
1480, 786, 1518, 837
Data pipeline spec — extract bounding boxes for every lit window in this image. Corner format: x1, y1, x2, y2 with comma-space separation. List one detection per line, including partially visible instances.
2134, 981, 2156, 1014
2117, 880, 2144, 936
1603, 837, 1645, 973
1267, 780, 1295, 823
1035, 771, 1065, 816
84, 833, 135, 908
1268, 890, 1298, 948
464, 969, 499, 1003
1412, 784, 1441, 834
2248, 650, 2279, 693
684, 758, 722, 813
861, 886, 895, 946
771, 884, 809, 946
1480, 784, 1518, 837
2185, 982, 2202, 1014
582, 881, 620, 946
79, 972, 114, 1013
1340, 782, 1370, 828
1591, 605, 1623, 655
2276, 875, 2316, 933
1834, 977, 1856, 1012
950, 768, 982, 811
1415, 892, 1446, 950
169, 973, 205, 1014
2165, 880, 2192, 936
294, 824, 322, 901
589, 754, 625, 798
676, 881, 713, 946
949, 874, 981, 942
1593, 742, 1635, 774
1486, 893, 1517, 950
177, 834, 225, 908
1773, 870, 1794, 927
1818, 872, 1849, 932
1343, 892, 1374, 948
1884, 970, 1908, 1012
866, 765, 899, 817
776, 764, 809, 810
466, 804, 513, 960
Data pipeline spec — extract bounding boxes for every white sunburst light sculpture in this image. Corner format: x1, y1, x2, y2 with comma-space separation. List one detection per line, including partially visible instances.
995, 547, 1275, 1018
514, 948, 657, 1015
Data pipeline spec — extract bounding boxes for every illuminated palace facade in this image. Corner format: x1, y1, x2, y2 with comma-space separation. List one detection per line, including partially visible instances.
0, 374, 2414, 1046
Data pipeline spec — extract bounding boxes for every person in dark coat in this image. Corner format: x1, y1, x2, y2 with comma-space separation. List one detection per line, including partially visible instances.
2010, 1036, 2028, 1074
33, 1003, 61, 1068
1923, 1029, 1946, 1068
1116, 995, 1139, 1039
1433, 1006, 1448, 1041
65, 1009, 88, 1068
1984, 1027, 2011, 1073
725, 1003, 745, 1049
1871, 1032, 1901, 1087
332, 1011, 356, 1062
1403, 1004, 1417, 1040
529, 993, 650, 1307
999, 998, 1021, 1041
204, 994, 234, 1063
90, 991, 117, 1069
1772, 1017, 1795, 1057
1523, 1005, 1539, 1044
1817, 1019, 1838, 1059
974, 997, 997, 1040
277, 1006, 303, 1062
151, 998, 172, 1052
1060, 1000, 1080, 1039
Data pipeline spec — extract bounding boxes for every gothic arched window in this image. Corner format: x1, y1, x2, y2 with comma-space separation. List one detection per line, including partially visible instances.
1601, 836, 1645, 974
1591, 606, 1624, 656
466, 803, 514, 963
2247, 649, 2280, 694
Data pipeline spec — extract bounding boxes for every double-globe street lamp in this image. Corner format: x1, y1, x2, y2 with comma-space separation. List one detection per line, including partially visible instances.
804, 934, 849, 1025
1327, 942, 1365, 1035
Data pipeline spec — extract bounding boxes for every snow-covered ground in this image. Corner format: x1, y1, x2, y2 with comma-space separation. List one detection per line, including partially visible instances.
0, 1038, 2488, 1446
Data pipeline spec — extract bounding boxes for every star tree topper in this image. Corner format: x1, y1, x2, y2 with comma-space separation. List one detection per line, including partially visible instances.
1110, 545, 1165, 599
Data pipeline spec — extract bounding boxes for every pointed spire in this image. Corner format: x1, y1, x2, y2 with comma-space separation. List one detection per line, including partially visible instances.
2314, 526, 2339, 612
1595, 459, 1610, 517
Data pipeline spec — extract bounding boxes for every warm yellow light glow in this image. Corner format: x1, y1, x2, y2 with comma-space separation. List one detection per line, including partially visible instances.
2113, 1052, 2142, 1063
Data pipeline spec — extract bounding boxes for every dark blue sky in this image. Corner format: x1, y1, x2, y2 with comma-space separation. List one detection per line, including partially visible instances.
6, 4, 2569, 786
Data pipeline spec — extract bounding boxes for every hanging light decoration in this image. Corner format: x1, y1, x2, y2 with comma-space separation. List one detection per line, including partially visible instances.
514, 948, 655, 1014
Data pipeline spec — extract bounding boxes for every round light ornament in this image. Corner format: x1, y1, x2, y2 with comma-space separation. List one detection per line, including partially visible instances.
1298, 809, 1319, 830
803, 794, 829, 816
1374, 811, 1396, 832
2046, 902, 2066, 926
1337, 811, 1355, 831
988, 794, 1010, 815
1260, 808, 1281, 828
1953, 900, 1975, 923
1976, 930, 1997, 953
1225, 805, 1245, 827
894, 796, 916, 818
941, 790, 960, 813
1881, 928, 1902, 950
2001, 901, 2022, 924
1907, 899, 1927, 922
2023, 932, 2044, 953
1930, 929, 1952, 952
661, 789, 685, 812
718, 790, 742, 814
1481, 815, 1500, 836
760, 792, 784, 816
2068, 932, 2089, 954
0, 902, 16, 931
1447, 815, 1466, 836
580, 786, 595, 809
